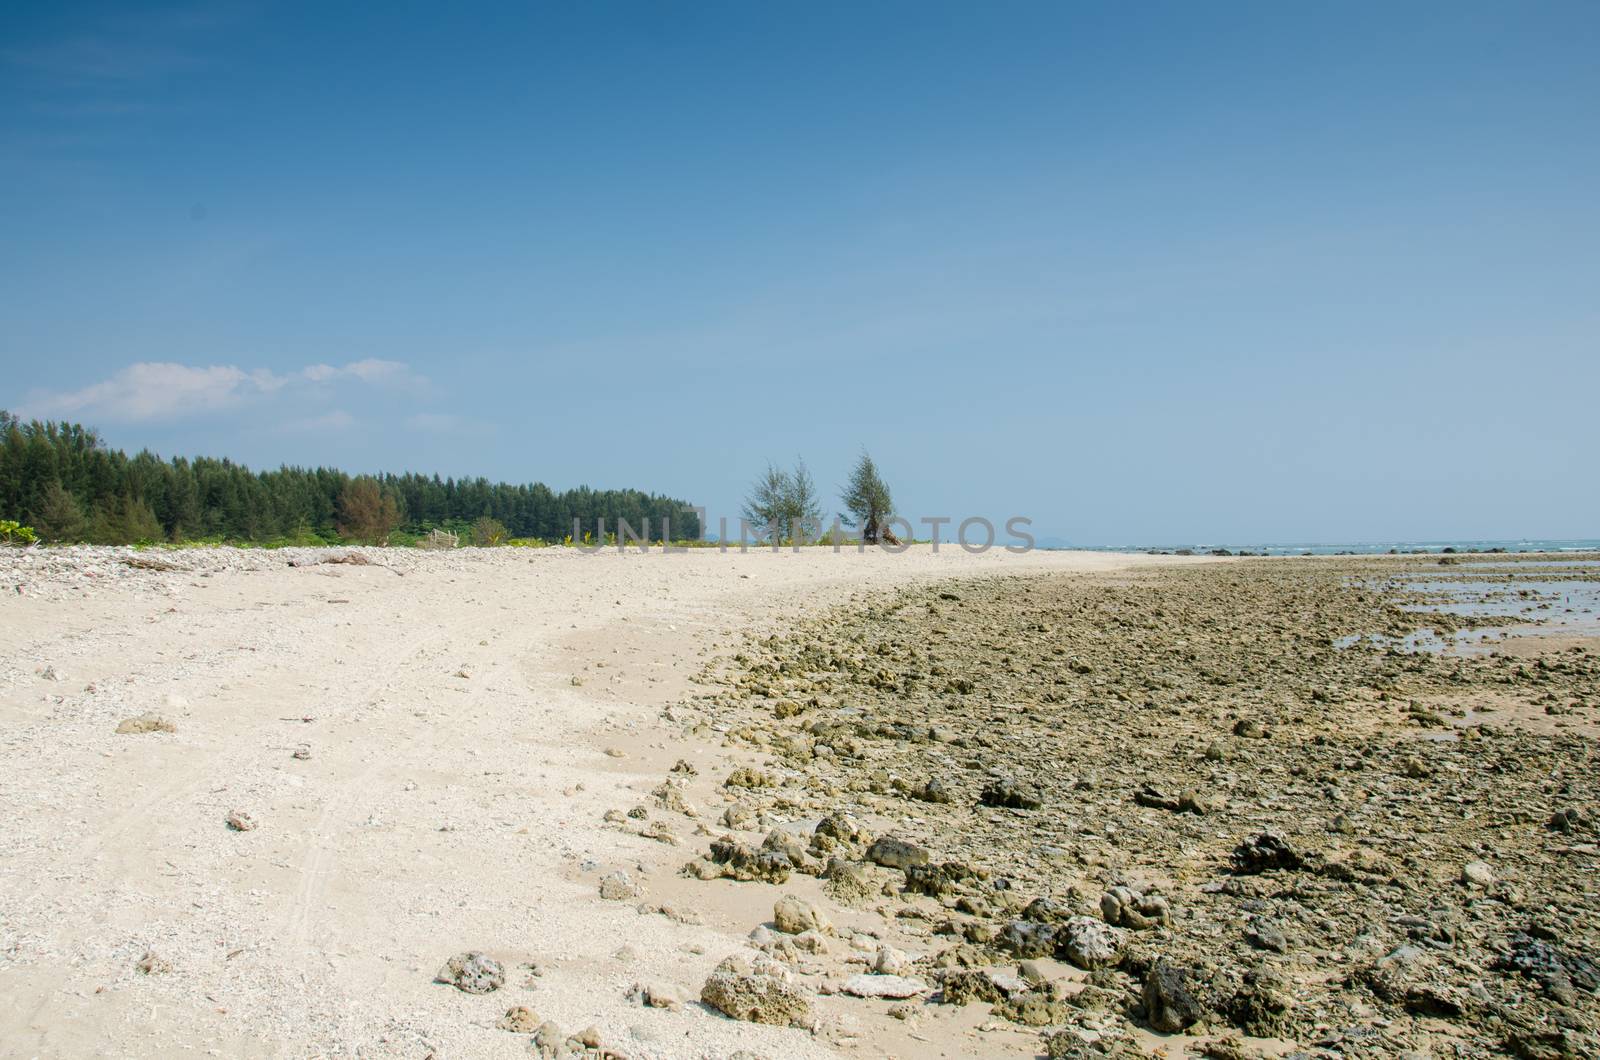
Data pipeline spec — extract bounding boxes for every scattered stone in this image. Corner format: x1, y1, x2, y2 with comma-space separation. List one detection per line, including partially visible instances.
1143, 959, 1203, 1032
940, 967, 1027, 1005
993, 979, 1074, 1026
1245, 919, 1289, 953
980, 778, 1043, 810
814, 811, 871, 847
904, 860, 983, 897
1229, 832, 1302, 874
669, 556, 1600, 1056
1134, 784, 1181, 811
115, 714, 175, 735
1060, 916, 1125, 970
697, 836, 793, 883
1178, 787, 1220, 814
773, 894, 831, 935
1100, 886, 1170, 929
627, 981, 683, 1010
652, 780, 695, 816
866, 836, 930, 870
435, 951, 505, 994
599, 870, 639, 900
874, 944, 912, 975
700, 954, 811, 1026
1495, 932, 1600, 999
823, 858, 879, 904
496, 1006, 540, 1032
1000, 920, 1059, 959
1461, 860, 1497, 888
841, 973, 928, 999
532, 1021, 566, 1058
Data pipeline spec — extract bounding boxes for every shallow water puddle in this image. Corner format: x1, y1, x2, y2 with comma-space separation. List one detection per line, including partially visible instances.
1338, 566, 1600, 654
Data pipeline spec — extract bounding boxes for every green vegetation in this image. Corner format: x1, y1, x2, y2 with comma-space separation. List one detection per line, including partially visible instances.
840, 450, 895, 544
1, 519, 38, 546
471, 516, 509, 547
741, 458, 822, 543
336, 477, 402, 545
0, 411, 699, 547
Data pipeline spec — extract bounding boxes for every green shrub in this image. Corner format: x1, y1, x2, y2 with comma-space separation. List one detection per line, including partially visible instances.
1, 519, 39, 545
471, 516, 509, 547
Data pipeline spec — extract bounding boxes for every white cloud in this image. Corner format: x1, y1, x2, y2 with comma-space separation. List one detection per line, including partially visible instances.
18, 359, 426, 424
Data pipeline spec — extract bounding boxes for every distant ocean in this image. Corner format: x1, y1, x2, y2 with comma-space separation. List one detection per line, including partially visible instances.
1054, 539, 1600, 556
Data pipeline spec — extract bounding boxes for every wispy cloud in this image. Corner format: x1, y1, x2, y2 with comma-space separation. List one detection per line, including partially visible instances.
2, 5, 245, 84
303, 358, 425, 389
17, 360, 427, 424
2, 4, 252, 163
280, 409, 357, 433
405, 412, 461, 432
2, 34, 207, 83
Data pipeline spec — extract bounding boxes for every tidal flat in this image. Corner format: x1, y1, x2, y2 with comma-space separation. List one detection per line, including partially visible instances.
665, 555, 1600, 1057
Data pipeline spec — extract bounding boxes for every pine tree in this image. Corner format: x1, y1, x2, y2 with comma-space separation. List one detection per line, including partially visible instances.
841, 451, 894, 544
31, 481, 86, 543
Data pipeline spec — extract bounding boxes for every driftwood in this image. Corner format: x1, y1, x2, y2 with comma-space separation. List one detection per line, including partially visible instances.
288, 553, 394, 571
123, 556, 178, 571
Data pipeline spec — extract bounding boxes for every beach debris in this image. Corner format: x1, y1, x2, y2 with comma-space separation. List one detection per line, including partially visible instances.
135, 950, 172, 975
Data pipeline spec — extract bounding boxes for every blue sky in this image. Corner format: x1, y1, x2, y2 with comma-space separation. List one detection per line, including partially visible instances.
3, 1, 1597, 544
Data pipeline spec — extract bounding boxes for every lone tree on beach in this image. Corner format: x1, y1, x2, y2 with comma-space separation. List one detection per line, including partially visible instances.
841, 451, 894, 544
742, 459, 821, 543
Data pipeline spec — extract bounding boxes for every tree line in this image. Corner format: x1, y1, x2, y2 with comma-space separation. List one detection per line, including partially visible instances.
0, 412, 700, 545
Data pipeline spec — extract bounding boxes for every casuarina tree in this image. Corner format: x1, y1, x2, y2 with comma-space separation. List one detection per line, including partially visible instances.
742, 459, 822, 544
840, 451, 894, 544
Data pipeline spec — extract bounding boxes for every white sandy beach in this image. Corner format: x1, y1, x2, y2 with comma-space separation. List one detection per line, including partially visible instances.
0, 544, 1208, 1059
